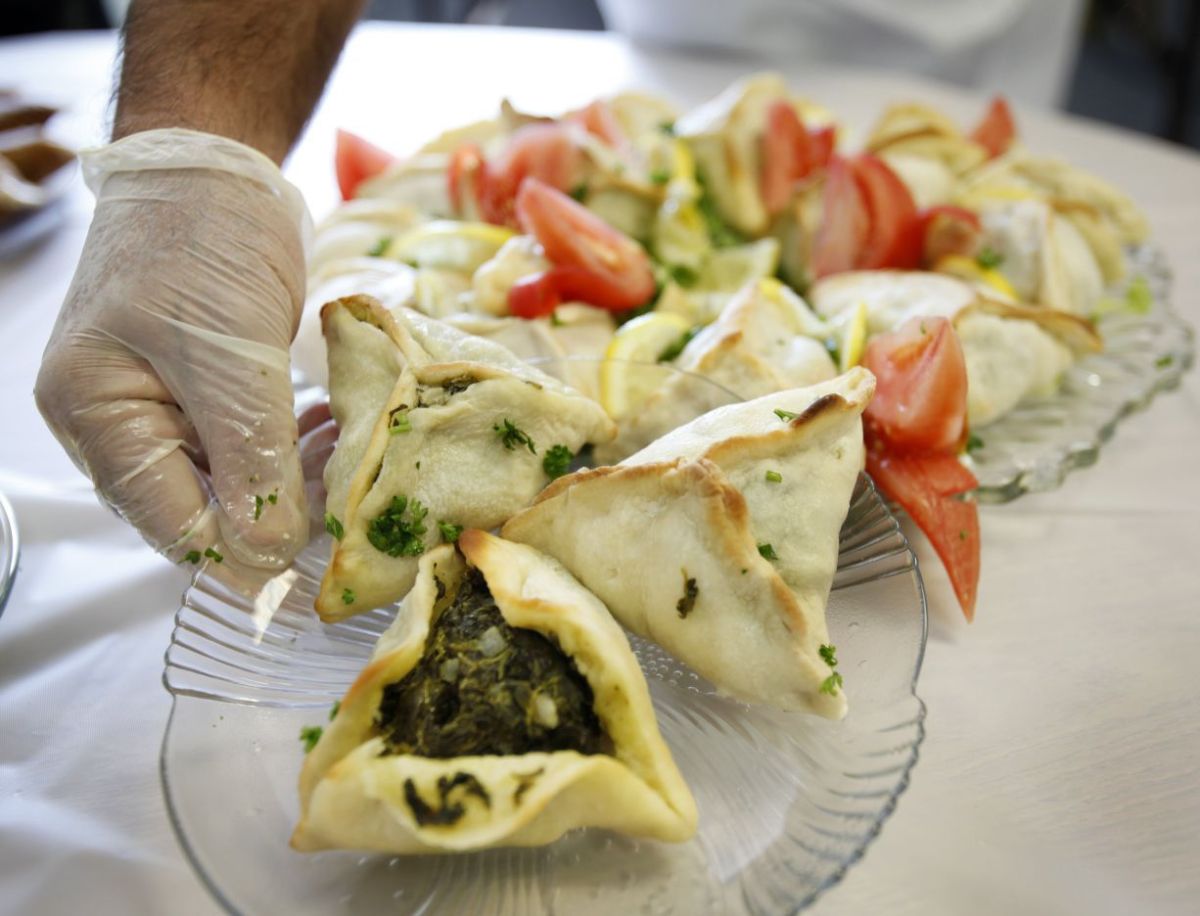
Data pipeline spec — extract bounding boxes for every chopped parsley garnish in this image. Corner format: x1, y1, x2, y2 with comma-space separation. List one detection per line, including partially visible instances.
818, 643, 843, 695
542, 444, 573, 480
438, 520, 463, 543
368, 235, 392, 258
966, 433, 984, 454
341, 588, 355, 605
569, 182, 589, 202
388, 409, 412, 435
203, 547, 224, 564
1156, 354, 1174, 369
820, 672, 844, 696
657, 327, 698, 363
299, 725, 323, 753
253, 494, 264, 521
976, 247, 1004, 269
757, 542, 779, 561
668, 264, 700, 288
329, 701, 341, 720
765, 470, 783, 483
675, 572, 699, 619
649, 168, 670, 185
615, 300, 656, 326
367, 495, 428, 557
267, 492, 278, 505
959, 530, 969, 541
1125, 275, 1152, 314
184, 550, 201, 564
324, 512, 344, 540
657, 120, 676, 136
494, 418, 536, 454
695, 170, 745, 248
774, 408, 800, 422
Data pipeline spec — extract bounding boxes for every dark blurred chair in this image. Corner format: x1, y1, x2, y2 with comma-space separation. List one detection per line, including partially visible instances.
366, 0, 602, 30
1074, 0, 1200, 146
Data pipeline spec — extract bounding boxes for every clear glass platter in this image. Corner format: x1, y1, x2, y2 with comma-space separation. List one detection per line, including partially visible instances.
0, 490, 18, 619
161, 473, 927, 916
968, 244, 1194, 501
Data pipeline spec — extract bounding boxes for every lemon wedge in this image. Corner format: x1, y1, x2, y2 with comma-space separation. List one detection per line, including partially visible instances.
839, 301, 869, 371
600, 312, 693, 418
697, 238, 780, 291
384, 220, 514, 274
934, 254, 1018, 299
955, 184, 1039, 209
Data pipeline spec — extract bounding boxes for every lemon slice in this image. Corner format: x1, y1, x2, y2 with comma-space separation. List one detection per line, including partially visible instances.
840, 301, 869, 371
934, 254, 1017, 299
696, 238, 780, 291
955, 184, 1039, 209
600, 312, 693, 418
384, 220, 514, 274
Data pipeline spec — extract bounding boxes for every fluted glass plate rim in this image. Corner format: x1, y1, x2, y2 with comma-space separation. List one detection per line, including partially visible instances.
160, 470, 927, 916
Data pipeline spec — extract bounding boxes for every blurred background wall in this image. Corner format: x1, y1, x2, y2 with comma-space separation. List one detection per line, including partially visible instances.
3, 0, 1198, 149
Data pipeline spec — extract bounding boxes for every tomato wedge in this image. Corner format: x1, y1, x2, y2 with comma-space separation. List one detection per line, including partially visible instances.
970, 96, 1017, 159
447, 143, 489, 217
761, 100, 813, 216
515, 178, 655, 311
867, 450, 980, 620
918, 205, 982, 265
573, 100, 629, 152
508, 271, 561, 318
809, 125, 836, 170
812, 158, 869, 278
850, 154, 922, 270
483, 123, 584, 227
335, 129, 397, 200
863, 316, 968, 453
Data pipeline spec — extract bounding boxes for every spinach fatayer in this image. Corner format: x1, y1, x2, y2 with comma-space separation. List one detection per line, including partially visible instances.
504, 369, 874, 718
317, 294, 615, 621
293, 532, 696, 853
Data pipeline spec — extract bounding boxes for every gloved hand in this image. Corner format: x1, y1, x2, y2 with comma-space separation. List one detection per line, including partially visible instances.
35, 129, 313, 576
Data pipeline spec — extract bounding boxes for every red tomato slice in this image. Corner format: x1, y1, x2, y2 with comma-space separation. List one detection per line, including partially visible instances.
918, 205, 982, 265
809, 125, 836, 170
335, 129, 397, 200
447, 143, 488, 217
863, 316, 968, 453
867, 449, 980, 620
507, 271, 562, 318
812, 158, 869, 278
573, 100, 629, 152
515, 178, 655, 311
970, 96, 1017, 159
761, 100, 813, 216
484, 123, 585, 227
850, 154, 922, 270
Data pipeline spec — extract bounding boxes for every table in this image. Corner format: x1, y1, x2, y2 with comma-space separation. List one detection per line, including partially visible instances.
1, 23, 1198, 916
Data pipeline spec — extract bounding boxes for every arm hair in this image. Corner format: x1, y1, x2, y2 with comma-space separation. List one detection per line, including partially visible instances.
114, 0, 367, 162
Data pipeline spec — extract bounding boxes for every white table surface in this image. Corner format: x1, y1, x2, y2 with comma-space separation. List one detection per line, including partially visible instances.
2, 23, 1198, 916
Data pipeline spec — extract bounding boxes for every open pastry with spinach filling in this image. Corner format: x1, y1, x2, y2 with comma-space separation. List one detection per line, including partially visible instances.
505, 369, 874, 718
317, 294, 615, 621
292, 531, 697, 853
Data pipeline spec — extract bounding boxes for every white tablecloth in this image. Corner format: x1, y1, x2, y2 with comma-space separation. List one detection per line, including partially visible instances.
1, 24, 1198, 916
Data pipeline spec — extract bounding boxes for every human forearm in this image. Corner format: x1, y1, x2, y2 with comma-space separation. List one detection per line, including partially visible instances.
113, 0, 367, 163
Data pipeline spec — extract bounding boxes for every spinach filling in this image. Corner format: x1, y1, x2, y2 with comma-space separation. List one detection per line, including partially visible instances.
415, 375, 477, 409
376, 569, 607, 759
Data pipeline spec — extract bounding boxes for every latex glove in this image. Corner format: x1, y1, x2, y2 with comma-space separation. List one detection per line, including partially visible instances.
35, 129, 313, 575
